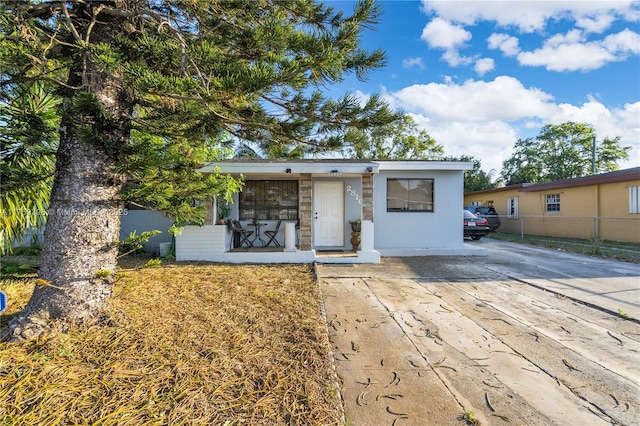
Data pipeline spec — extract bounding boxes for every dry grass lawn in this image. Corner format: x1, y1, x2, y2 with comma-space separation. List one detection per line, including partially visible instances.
0, 257, 343, 425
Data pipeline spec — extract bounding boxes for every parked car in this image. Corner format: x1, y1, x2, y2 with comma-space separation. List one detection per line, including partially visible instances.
464, 210, 490, 240
464, 205, 501, 232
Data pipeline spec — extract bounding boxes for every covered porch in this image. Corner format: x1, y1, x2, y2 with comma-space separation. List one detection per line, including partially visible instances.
175, 159, 381, 264
175, 220, 379, 264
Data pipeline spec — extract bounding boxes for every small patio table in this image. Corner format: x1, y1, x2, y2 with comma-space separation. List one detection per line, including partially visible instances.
249, 221, 266, 247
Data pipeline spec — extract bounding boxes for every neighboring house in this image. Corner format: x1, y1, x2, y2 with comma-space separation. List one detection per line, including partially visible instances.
120, 209, 174, 252
10, 226, 45, 250
10, 208, 174, 253
464, 167, 640, 243
175, 159, 484, 264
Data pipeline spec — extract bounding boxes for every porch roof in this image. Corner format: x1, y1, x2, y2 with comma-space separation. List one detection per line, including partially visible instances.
199, 159, 473, 175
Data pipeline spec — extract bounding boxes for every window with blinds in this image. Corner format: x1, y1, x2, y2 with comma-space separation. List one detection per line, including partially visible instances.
387, 178, 434, 212
239, 180, 299, 220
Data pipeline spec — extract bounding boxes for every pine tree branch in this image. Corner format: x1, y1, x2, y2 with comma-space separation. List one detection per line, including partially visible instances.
59, 2, 82, 43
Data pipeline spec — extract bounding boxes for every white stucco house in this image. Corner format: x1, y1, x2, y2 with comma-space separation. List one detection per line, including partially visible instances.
172, 159, 486, 263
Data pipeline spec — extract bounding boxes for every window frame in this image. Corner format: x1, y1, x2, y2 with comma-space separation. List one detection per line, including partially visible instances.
630, 186, 640, 214
507, 196, 519, 219
545, 193, 561, 213
239, 180, 299, 221
386, 178, 434, 212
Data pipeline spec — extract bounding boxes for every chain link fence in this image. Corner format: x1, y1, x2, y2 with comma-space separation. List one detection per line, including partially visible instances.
499, 216, 640, 244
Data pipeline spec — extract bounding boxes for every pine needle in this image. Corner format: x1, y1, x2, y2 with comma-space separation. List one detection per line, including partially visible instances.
0, 262, 342, 425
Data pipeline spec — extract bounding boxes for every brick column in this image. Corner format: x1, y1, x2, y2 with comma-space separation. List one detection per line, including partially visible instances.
362, 174, 374, 222
299, 174, 312, 250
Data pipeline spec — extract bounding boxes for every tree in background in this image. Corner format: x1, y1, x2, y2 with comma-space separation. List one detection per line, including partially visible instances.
446, 156, 497, 193
500, 122, 631, 185
342, 114, 444, 159
0, 82, 59, 253
1, 0, 397, 340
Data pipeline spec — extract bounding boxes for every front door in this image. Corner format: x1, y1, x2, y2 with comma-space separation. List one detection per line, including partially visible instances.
314, 181, 344, 247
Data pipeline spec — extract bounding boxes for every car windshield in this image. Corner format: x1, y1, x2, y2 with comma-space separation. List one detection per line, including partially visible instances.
464, 210, 476, 218
466, 206, 497, 214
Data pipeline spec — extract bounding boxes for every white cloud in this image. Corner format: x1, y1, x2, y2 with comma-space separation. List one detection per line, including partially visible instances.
421, 0, 639, 33
487, 33, 520, 56
352, 90, 371, 108
517, 42, 614, 72
517, 29, 640, 71
546, 29, 584, 46
552, 98, 640, 169
421, 0, 554, 32
421, 18, 474, 66
402, 57, 425, 69
417, 1, 640, 74
442, 50, 474, 67
474, 58, 495, 76
421, 17, 471, 50
379, 76, 639, 173
576, 13, 616, 33
408, 112, 519, 171
602, 28, 640, 54
386, 76, 554, 122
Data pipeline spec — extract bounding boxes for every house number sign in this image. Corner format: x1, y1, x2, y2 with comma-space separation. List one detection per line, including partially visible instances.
346, 185, 361, 205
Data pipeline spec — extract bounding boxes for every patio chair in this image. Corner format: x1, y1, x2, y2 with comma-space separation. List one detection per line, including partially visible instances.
263, 220, 282, 247
227, 220, 253, 249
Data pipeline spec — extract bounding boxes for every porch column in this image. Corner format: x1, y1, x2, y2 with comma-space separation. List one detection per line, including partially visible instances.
299, 174, 312, 251
360, 173, 375, 252
362, 173, 374, 221
205, 198, 215, 224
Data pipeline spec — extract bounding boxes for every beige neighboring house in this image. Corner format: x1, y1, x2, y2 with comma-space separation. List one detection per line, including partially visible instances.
464, 167, 640, 243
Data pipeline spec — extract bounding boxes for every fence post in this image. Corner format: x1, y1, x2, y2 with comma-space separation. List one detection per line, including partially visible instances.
593, 216, 598, 245
520, 216, 524, 241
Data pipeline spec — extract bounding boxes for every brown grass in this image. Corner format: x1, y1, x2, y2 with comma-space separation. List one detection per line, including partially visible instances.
0, 258, 343, 425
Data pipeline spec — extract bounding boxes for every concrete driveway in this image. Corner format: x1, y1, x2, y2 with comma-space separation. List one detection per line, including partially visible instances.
317, 238, 640, 426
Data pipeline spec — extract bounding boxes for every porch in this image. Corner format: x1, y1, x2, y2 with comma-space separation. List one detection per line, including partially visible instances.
174, 222, 381, 264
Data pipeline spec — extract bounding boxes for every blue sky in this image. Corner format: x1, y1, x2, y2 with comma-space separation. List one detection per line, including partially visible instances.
326, 0, 640, 176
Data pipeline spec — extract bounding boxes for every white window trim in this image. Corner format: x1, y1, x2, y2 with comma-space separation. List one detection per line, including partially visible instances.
507, 196, 518, 219
630, 186, 640, 214
546, 193, 561, 213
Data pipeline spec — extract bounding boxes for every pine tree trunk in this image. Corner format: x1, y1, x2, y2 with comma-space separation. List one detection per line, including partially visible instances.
8, 53, 130, 341
8, 130, 126, 340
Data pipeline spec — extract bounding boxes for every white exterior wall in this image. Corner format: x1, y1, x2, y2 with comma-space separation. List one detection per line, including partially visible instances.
175, 225, 228, 261
175, 224, 317, 263
373, 169, 465, 251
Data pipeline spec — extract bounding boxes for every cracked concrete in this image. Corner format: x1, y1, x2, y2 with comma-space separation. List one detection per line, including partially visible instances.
318, 239, 640, 426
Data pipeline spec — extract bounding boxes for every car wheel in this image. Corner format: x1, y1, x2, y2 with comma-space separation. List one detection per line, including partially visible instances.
471, 236, 482, 240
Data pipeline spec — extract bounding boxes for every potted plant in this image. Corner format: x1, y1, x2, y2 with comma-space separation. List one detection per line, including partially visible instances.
349, 218, 361, 232
217, 198, 230, 224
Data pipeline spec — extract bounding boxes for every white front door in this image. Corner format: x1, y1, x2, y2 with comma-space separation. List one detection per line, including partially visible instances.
314, 181, 344, 247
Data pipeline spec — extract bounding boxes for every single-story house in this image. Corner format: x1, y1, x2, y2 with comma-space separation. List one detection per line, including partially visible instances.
464, 167, 640, 243
174, 159, 485, 263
